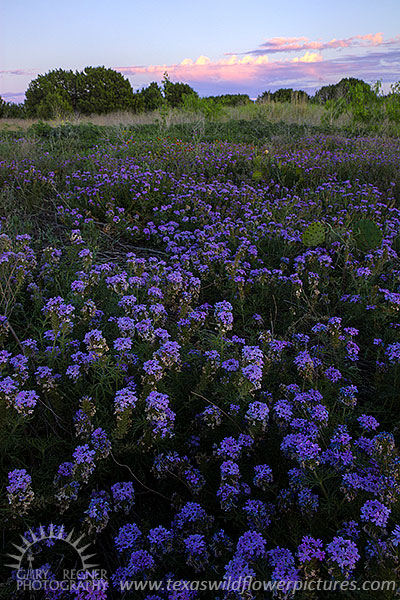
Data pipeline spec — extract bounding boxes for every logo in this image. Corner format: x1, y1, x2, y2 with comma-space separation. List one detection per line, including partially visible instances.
5, 524, 107, 594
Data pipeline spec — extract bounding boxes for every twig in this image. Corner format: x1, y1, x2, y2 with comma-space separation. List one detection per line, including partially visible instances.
190, 390, 243, 432
110, 452, 171, 502
7, 321, 25, 353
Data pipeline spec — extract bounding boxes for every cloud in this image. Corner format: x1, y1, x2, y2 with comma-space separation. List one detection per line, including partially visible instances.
291, 52, 323, 63
114, 33, 400, 96
0, 69, 38, 76
116, 51, 322, 83
0, 91, 26, 103
238, 32, 387, 56
3, 33, 400, 102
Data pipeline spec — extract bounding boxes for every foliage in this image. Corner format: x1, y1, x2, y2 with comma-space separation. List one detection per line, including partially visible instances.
181, 94, 225, 120
162, 72, 198, 108
1, 130, 400, 598
347, 80, 385, 126
321, 80, 400, 131
25, 68, 77, 117
302, 222, 326, 247
353, 219, 383, 252
0, 96, 6, 118
0, 101, 26, 118
36, 90, 74, 120
27, 121, 53, 138
313, 78, 370, 105
385, 82, 400, 124
135, 82, 165, 112
205, 94, 251, 106
257, 88, 310, 103
25, 66, 135, 118
76, 66, 135, 115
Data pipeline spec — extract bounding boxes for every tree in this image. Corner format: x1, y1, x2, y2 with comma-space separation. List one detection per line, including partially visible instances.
312, 78, 370, 105
162, 72, 198, 108
257, 89, 309, 103
205, 94, 251, 106
271, 88, 293, 103
6, 103, 26, 118
36, 91, 73, 120
24, 66, 135, 117
256, 90, 272, 103
385, 82, 400, 123
131, 92, 146, 113
139, 82, 165, 111
25, 69, 77, 117
0, 96, 27, 119
75, 66, 135, 114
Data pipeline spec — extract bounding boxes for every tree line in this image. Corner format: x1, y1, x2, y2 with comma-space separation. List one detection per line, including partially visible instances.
0, 67, 398, 120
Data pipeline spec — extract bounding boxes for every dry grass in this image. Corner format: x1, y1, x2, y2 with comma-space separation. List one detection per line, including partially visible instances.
0, 118, 37, 132
0, 102, 331, 131
1, 102, 397, 137
0, 108, 207, 131
223, 101, 357, 128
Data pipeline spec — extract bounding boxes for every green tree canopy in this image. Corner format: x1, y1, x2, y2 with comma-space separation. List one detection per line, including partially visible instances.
162, 73, 198, 108
24, 67, 135, 118
205, 94, 251, 106
312, 78, 370, 104
137, 82, 165, 112
0, 96, 26, 118
25, 69, 76, 117
76, 66, 135, 114
257, 88, 309, 103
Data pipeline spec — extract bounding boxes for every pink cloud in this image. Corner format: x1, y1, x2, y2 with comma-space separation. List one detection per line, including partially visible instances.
238, 32, 386, 55
114, 33, 400, 95
3, 33, 400, 103
116, 51, 324, 84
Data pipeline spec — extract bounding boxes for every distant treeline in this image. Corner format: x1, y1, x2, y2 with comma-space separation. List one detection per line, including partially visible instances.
0, 67, 397, 120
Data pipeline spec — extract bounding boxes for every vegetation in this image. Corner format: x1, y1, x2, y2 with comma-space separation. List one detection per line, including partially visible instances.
3, 72, 400, 134
312, 77, 370, 104
204, 93, 252, 106
134, 81, 165, 112
257, 88, 310, 103
1, 113, 400, 598
24, 66, 136, 118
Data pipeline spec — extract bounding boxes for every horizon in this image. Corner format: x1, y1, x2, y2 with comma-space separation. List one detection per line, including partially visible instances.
1, 0, 399, 103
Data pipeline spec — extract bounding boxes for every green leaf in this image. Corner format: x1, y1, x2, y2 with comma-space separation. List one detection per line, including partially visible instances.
252, 170, 263, 181
354, 219, 383, 251
302, 222, 326, 247
392, 234, 400, 254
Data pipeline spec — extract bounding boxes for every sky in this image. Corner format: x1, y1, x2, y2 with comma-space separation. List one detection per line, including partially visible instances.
1, 0, 400, 103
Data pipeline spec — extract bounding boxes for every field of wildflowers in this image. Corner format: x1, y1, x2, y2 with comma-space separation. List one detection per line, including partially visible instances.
1, 127, 400, 598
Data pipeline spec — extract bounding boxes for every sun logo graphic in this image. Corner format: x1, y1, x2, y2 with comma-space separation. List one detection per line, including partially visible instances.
5, 524, 108, 594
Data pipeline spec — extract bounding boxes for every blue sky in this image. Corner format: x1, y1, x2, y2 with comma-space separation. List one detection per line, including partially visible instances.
1, 0, 400, 102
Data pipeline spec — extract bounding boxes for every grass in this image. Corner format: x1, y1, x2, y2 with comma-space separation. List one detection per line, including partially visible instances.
2, 100, 399, 138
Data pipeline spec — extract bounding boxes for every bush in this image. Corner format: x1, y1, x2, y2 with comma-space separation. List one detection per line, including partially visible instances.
25, 67, 135, 117
385, 82, 400, 124
313, 78, 369, 105
257, 88, 310, 103
162, 72, 198, 108
136, 82, 165, 112
205, 94, 252, 107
